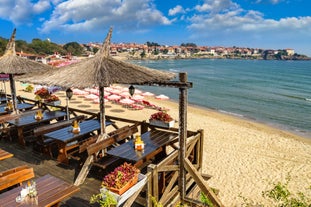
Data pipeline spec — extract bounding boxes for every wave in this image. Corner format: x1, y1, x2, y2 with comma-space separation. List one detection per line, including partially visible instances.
169, 68, 179, 72
306, 98, 311, 102
219, 110, 244, 117
277, 94, 306, 101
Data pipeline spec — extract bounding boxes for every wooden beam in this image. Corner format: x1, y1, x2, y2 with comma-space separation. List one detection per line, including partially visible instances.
144, 81, 193, 88
122, 185, 145, 206
74, 133, 107, 186
178, 72, 188, 202
184, 158, 223, 207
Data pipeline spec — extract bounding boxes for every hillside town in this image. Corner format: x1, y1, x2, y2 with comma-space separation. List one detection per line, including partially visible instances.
104, 42, 310, 61
4, 40, 311, 66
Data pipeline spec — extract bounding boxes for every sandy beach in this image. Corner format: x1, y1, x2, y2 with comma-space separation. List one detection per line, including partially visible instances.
5, 82, 311, 206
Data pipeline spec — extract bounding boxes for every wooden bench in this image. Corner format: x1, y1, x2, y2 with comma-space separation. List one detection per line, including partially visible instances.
66, 135, 99, 161
0, 165, 34, 191
33, 115, 86, 157
85, 123, 139, 169
0, 149, 13, 161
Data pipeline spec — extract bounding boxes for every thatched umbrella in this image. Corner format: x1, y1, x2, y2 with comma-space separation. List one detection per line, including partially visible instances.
19, 28, 176, 135
0, 28, 53, 113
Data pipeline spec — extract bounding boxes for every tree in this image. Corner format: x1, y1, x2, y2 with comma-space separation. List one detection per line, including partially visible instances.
181, 43, 197, 47
63, 42, 84, 56
140, 50, 146, 58
0, 37, 8, 56
29, 38, 65, 55
15, 40, 36, 54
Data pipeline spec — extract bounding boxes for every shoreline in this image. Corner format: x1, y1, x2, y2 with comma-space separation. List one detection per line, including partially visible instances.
158, 96, 311, 144
189, 102, 311, 142
7, 82, 311, 206
134, 90, 311, 142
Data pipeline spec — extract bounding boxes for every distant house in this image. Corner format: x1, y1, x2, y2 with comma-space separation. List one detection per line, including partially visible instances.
16, 51, 46, 63
285, 48, 295, 56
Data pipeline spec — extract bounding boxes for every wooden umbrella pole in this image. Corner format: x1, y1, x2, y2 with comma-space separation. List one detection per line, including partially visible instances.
74, 85, 107, 186
9, 74, 18, 114
178, 72, 188, 202
99, 85, 105, 135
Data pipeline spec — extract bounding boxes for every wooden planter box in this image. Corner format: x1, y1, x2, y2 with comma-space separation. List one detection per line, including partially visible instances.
149, 119, 174, 128
101, 173, 147, 207
107, 174, 138, 195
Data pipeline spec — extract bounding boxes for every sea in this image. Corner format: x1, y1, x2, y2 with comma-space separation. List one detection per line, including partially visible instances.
129, 59, 311, 139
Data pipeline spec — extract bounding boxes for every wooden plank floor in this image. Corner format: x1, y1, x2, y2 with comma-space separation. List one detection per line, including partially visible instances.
0, 139, 114, 206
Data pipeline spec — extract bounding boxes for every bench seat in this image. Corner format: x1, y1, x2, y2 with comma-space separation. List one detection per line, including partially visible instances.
86, 123, 139, 170
0, 165, 35, 191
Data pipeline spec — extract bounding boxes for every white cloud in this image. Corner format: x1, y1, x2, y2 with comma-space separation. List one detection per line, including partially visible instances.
186, 0, 311, 51
0, 0, 51, 25
33, 0, 51, 13
195, 0, 239, 14
40, 0, 172, 33
254, 0, 284, 4
168, 5, 185, 16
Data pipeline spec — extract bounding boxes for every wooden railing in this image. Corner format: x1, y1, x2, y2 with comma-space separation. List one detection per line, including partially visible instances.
15, 96, 223, 206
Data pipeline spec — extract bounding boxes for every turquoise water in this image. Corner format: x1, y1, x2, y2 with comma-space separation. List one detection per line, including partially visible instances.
130, 59, 311, 138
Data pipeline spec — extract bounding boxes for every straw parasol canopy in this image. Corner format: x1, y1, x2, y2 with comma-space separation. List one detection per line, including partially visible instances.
0, 28, 53, 113
19, 27, 176, 134
20, 28, 175, 88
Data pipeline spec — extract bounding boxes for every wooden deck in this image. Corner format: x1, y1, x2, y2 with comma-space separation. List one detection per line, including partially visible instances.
0, 139, 119, 207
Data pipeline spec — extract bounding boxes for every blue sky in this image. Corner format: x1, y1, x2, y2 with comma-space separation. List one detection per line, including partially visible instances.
1, 0, 311, 56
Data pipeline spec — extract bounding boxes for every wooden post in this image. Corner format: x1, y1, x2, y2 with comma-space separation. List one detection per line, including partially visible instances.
99, 85, 105, 135
198, 129, 204, 173
9, 74, 18, 114
141, 120, 149, 134
74, 85, 107, 186
147, 165, 155, 206
178, 72, 188, 202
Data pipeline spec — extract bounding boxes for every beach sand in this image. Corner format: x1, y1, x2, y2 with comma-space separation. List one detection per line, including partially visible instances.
7, 82, 311, 206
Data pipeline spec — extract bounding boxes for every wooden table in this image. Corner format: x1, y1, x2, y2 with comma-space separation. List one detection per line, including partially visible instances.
106, 129, 178, 167
0, 97, 10, 104
0, 174, 80, 207
6, 110, 67, 146
0, 103, 35, 115
43, 119, 112, 164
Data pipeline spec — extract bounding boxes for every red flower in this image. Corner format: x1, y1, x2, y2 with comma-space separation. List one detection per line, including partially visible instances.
44, 94, 60, 102
35, 88, 50, 99
102, 162, 139, 189
150, 111, 173, 122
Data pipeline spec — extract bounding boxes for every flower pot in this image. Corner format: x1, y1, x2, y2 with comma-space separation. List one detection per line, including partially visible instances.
45, 100, 61, 106
107, 174, 138, 195
149, 119, 174, 128
100, 173, 147, 207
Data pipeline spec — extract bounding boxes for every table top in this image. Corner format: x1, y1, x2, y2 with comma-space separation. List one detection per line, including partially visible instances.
0, 103, 35, 113
43, 119, 112, 144
106, 129, 178, 163
0, 174, 80, 207
0, 97, 10, 103
6, 110, 66, 127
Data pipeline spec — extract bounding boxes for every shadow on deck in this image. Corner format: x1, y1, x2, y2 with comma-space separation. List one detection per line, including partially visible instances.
0, 139, 112, 207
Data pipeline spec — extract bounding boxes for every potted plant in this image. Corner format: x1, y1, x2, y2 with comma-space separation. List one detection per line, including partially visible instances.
34, 88, 50, 99
149, 110, 174, 128
44, 94, 61, 106
102, 162, 140, 195
90, 189, 117, 207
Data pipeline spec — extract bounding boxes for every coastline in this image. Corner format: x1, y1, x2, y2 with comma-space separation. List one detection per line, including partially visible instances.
112, 52, 311, 61
8, 82, 311, 206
